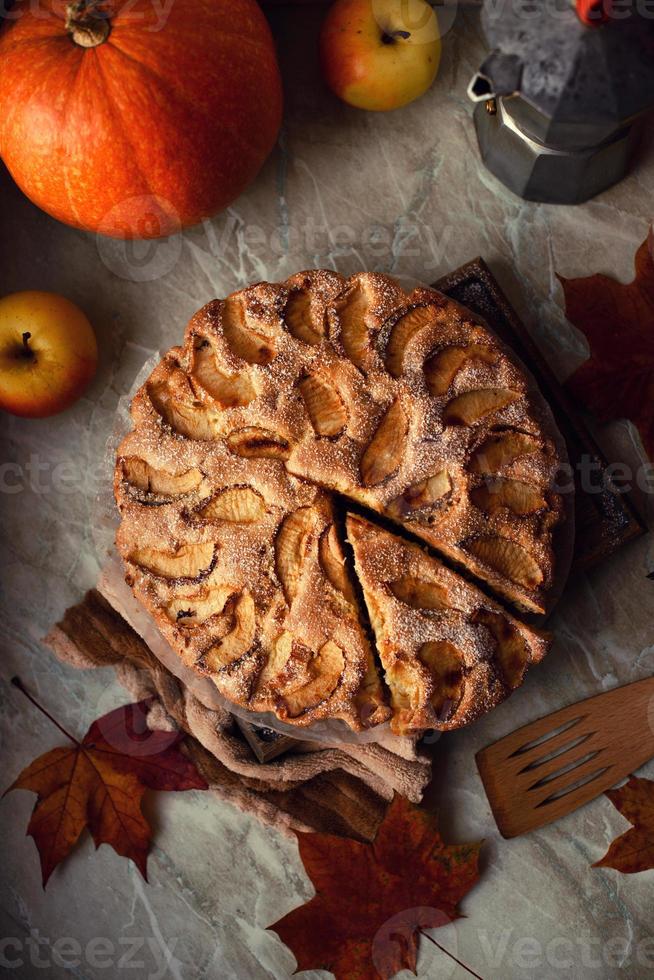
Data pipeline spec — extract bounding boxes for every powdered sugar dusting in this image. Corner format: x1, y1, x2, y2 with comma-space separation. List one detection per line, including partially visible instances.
114, 269, 563, 736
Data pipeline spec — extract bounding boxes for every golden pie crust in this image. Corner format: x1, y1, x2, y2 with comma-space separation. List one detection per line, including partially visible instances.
114, 270, 565, 735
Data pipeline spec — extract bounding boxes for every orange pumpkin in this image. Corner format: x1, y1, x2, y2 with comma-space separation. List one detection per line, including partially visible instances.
0, 0, 283, 238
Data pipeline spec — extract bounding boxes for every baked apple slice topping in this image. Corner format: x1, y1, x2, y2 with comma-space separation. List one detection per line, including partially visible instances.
191, 344, 256, 408
444, 388, 520, 426
360, 399, 408, 486
148, 381, 223, 441
254, 631, 303, 693
254, 634, 345, 717
280, 640, 345, 717
128, 542, 216, 581
468, 430, 540, 475
466, 536, 543, 590
119, 457, 204, 502
424, 344, 497, 396
385, 304, 439, 377
384, 661, 422, 726
333, 280, 374, 369
198, 592, 257, 671
387, 470, 451, 519
165, 582, 237, 626
474, 609, 530, 690
389, 576, 453, 611
470, 478, 547, 516
275, 506, 316, 604
226, 427, 291, 460
284, 287, 324, 346
222, 294, 277, 365
299, 372, 347, 437
198, 486, 268, 523
418, 640, 466, 716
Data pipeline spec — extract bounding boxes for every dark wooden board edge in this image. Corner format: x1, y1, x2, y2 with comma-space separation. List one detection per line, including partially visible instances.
435, 258, 645, 571
235, 716, 298, 762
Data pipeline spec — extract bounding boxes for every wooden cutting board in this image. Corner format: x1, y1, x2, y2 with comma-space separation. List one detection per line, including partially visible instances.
435, 257, 645, 570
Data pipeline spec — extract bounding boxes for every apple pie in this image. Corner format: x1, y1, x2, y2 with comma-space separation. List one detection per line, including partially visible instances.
115, 270, 566, 735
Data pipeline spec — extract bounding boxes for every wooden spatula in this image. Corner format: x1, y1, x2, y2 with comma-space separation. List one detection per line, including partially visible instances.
476, 677, 654, 838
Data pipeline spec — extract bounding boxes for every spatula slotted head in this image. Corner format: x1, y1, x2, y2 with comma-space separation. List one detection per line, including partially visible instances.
476, 677, 654, 838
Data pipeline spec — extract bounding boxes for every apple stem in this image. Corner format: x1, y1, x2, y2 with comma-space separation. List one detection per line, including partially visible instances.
19, 331, 36, 361
11, 677, 81, 745
381, 29, 411, 43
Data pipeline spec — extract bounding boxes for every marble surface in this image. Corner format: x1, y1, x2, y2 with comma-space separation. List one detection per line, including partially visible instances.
1, 7, 653, 979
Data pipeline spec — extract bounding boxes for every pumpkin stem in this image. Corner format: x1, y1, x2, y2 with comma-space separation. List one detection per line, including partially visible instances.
65, 1, 112, 48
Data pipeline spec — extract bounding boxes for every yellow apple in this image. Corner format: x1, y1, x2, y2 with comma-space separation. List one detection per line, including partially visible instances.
320, 0, 441, 111
0, 291, 98, 418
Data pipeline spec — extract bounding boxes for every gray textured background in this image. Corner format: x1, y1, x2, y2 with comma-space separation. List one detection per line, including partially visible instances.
1, 7, 653, 979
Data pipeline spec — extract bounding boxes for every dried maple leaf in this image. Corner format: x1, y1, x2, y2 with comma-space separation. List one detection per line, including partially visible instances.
5, 699, 208, 886
560, 228, 654, 460
270, 796, 482, 980
594, 775, 654, 874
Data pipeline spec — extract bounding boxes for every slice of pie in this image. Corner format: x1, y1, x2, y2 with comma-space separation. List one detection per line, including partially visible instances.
115, 269, 568, 735
346, 514, 550, 735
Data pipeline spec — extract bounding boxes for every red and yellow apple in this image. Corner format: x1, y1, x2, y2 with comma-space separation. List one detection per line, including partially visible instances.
0, 291, 98, 418
320, 0, 441, 111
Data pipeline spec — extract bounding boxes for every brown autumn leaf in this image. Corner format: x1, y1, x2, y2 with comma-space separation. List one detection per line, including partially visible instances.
594, 775, 654, 874
269, 795, 482, 980
560, 228, 654, 460
5, 699, 208, 886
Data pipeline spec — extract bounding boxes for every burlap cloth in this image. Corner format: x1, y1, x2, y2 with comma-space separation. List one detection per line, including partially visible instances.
44, 590, 432, 842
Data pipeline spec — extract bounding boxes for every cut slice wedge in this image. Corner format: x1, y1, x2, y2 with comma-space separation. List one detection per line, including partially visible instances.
346, 513, 549, 735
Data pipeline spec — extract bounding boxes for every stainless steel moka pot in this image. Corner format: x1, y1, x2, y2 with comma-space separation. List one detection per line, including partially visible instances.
468, 0, 654, 204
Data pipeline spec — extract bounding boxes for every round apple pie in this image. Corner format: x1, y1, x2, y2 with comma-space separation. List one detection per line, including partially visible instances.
114, 271, 566, 735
